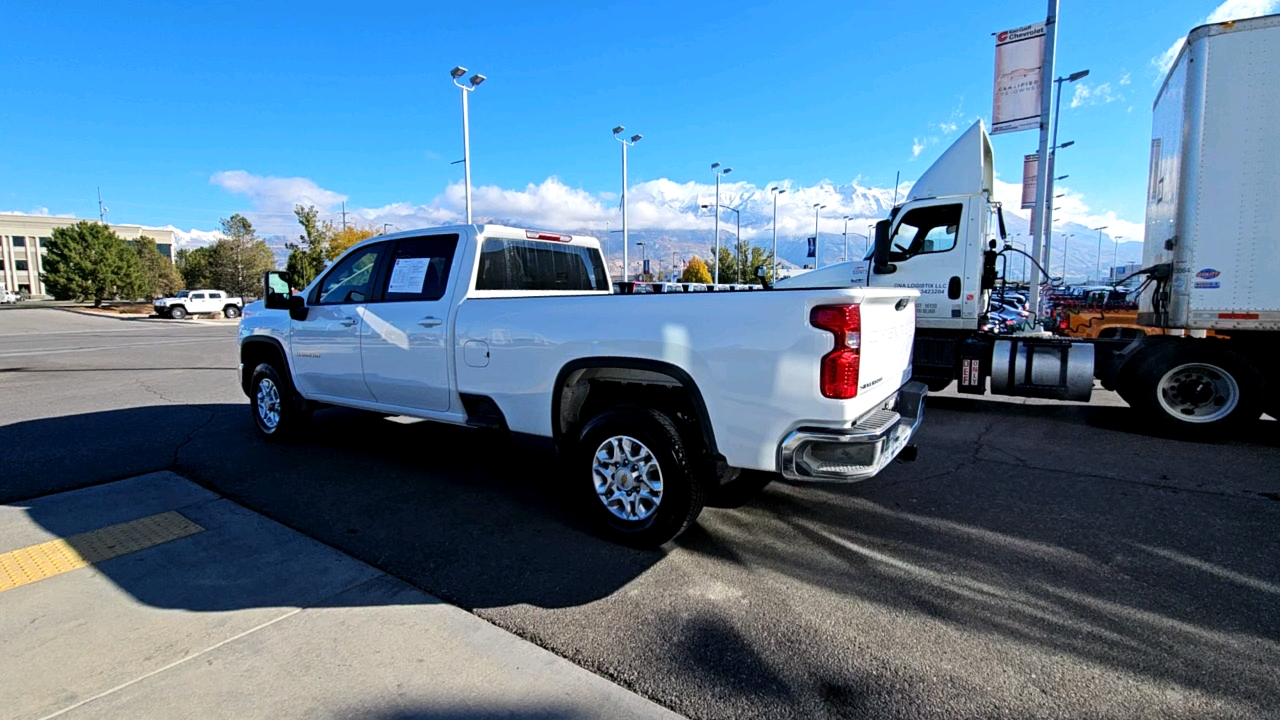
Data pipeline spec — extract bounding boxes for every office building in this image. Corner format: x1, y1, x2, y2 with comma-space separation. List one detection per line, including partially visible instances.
0, 214, 176, 298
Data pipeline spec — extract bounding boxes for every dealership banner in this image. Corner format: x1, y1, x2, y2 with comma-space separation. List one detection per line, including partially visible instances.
992, 22, 1045, 135
1021, 153, 1038, 208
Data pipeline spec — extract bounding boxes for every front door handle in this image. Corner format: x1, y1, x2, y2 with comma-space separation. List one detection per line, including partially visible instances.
417, 317, 443, 328
339, 317, 358, 327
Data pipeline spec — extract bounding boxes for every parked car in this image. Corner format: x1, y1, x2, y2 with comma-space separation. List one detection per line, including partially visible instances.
0, 289, 19, 304
238, 224, 924, 547
154, 290, 244, 319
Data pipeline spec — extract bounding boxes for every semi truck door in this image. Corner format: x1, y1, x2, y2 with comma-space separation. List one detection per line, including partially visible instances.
359, 234, 459, 412
870, 198, 970, 329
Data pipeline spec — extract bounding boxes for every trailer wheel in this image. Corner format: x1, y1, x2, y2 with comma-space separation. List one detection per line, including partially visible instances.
574, 404, 708, 548
1128, 344, 1263, 437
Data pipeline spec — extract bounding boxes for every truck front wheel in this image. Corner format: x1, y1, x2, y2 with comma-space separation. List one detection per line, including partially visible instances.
169, 306, 187, 320
574, 405, 708, 548
250, 363, 310, 441
1127, 344, 1263, 437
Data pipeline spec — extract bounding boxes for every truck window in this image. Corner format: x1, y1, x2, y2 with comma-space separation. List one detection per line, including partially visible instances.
888, 204, 963, 261
476, 238, 608, 292
380, 235, 458, 302
191, 293, 206, 299
316, 244, 383, 304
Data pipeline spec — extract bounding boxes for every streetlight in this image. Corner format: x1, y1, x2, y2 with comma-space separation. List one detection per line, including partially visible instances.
613, 126, 642, 283
842, 217, 853, 262
1061, 233, 1074, 283
672, 251, 679, 282
1041, 68, 1088, 280
450, 66, 485, 224
1091, 225, 1108, 283
867, 224, 875, 258
635, 241, 646, 281
1112, 236, 1125, 282
711, 163, 732, 284
770, 187, 786, 280
702, 203, 741, 282
812, 203, 826, 268
1008, 239, 1029, 283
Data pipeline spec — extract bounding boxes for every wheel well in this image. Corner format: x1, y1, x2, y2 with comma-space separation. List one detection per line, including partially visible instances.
554, 361, 719, 464
240, 339, 289, 396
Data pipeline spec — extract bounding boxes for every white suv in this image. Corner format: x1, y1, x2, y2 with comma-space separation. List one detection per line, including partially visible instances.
154, 290, 243, 319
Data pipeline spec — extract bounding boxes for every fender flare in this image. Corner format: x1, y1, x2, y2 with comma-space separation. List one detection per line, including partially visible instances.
551, 356, 719, 458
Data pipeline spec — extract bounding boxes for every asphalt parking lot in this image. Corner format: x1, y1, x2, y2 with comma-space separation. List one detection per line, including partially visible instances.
3, 307, 1279, 720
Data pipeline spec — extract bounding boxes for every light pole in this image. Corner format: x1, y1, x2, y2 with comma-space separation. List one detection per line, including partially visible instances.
1009, 239, 1029, 283
636, 241, 646, 281
450, 66, 486, 224
812, 204, 826, 268
1061, 233, 1074, 283
701, 203, 741, 282
1112, 236, 1124, 282
842, 216, 852, 262
613, 126, 642, 283
672, 251, 679, 282
1040, 68, 1088, 282
770, 187, 786, 280
867, 224, 875, 258
1091, 225, 1108, 283
711, 163, 732, 284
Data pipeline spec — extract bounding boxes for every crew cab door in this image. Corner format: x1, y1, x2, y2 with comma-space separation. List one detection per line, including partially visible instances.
290, 242, 385, 402
358, 233, 459, 412
869, 198, 975, 329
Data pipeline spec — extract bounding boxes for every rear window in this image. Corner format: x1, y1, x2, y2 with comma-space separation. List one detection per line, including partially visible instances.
475, 238, 609, 292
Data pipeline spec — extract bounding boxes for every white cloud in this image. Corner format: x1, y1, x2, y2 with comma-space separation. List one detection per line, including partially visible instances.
1118, 72, 1132, 86
938, 122, 958, 134
1070, 82, 1122, 108
210, 171, 349, 232
992, 178, 1144, 242
1153, 0, 1278, 75
911, 139, 927, 158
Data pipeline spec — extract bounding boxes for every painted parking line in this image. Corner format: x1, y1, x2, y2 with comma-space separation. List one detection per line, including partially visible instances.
0, 511, 204, 592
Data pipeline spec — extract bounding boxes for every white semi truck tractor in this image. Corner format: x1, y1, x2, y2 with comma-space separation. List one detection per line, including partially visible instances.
778, 14, 1280, 435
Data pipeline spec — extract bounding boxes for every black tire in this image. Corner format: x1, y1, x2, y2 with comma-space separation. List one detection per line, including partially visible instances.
705, 469, 775, 509
169, 305, 187, 320
922, 377, 953, 393
1125, 343, 1263, 438
574, 404, 708, 548
223, 305, 241, 319
249, 363, 310, 441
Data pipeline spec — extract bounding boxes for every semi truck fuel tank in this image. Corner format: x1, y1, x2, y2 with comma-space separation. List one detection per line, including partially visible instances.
991, 338, 1095, 402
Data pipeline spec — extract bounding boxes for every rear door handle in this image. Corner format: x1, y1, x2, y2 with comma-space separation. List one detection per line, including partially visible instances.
417, 317, 443, 328
339, 317, 358, 327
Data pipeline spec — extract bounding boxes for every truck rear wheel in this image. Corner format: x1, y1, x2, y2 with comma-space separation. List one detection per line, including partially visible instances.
574, 404, 707, 548
250, 363, 310, 441
223, 305, 241, 318
1127, 344, 1262, 437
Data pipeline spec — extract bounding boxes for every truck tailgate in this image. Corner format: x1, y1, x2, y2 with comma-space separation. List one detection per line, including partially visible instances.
854, 290, 916, 406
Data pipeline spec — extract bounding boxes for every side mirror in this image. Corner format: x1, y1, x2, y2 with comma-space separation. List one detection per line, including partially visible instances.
263, 270, 294, 309
872, 219, 897, 275
996, 204, 1008, 240
287, 294, 308, 322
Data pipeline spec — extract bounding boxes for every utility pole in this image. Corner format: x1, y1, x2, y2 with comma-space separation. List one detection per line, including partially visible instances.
1091, 225, 1108, 283
1028, 0, 1059, 320
341, 201, 348, 231
97, 187, 108, 224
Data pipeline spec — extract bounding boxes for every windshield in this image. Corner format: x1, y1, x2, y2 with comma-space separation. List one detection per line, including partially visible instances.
176, 291, 189, 298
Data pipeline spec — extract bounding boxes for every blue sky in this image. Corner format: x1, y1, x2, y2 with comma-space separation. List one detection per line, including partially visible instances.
1, 0, 1273, 242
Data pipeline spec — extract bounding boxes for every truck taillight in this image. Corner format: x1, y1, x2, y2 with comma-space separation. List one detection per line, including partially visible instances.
810, 304, 861, 399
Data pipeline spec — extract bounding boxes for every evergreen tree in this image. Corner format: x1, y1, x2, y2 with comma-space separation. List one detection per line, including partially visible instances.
213, 214, 275, 297
285, 205, 330, 288
134, 235, 183, 299
43, 221, 144, 306
176, 246, 216, 289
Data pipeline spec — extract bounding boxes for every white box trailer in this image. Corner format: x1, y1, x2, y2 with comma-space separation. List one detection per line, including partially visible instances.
1141, 13, 1280, 330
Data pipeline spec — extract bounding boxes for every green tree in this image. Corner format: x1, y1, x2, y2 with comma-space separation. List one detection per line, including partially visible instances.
679, 256, 713, 284
708, 240, 774, 285
43, 221, 145, 306
176, 246, 216, 289
134, 235, 183, 300
285, 204, 330, 288
213, 214, 276, 297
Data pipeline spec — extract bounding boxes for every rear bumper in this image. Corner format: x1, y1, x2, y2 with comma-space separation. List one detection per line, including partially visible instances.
778, 381, 927, 483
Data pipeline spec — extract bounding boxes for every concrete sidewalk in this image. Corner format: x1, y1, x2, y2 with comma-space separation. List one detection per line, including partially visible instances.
0, 472, 681, 720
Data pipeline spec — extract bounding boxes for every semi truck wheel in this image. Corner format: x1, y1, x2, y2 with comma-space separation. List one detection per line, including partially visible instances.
574, 404, 707, 548
250, 363, 310, 441
1127, 344, 1263, 437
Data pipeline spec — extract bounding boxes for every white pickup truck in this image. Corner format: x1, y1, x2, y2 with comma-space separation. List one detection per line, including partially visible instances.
237, 224, 924, 546
154, 289, 244, 319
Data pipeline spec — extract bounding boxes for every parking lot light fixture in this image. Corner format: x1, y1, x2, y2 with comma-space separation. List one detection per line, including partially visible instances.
451, 66, 484, 224
614, 126, 642, 284
712, 164, 732, 283
770, 187, 786, 280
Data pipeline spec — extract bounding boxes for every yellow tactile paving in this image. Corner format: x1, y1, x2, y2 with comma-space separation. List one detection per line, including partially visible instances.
0, 511, 204, 592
